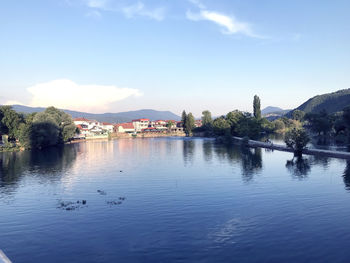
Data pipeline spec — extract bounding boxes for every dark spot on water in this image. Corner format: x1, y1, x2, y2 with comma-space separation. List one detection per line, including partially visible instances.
107, 200, 123, 206
57, 200, 88, 211
119, 197, 126, 201
97, 190, 107, 195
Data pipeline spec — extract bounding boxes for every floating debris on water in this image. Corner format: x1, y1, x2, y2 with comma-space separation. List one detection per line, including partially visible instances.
119, 197, 126, 201
97, 190, 107, 195
107, 200, 122, 206
57, 200, 87, 211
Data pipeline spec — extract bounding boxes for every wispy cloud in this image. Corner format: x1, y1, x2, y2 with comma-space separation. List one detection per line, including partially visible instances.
186, 0, 262, 38
81, 0, 165, 21
85, 0, 109, 9
11, 79, 142, 113
122, 2, 165, 21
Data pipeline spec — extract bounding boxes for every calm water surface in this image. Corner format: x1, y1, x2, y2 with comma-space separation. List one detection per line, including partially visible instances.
1, 138, 350, 263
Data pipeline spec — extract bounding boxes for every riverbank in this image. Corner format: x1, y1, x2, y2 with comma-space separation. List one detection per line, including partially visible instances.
231, 136, 350, 160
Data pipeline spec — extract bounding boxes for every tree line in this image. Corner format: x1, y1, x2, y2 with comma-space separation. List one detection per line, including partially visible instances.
0, 106, 77, 149
182, 95, 300, 139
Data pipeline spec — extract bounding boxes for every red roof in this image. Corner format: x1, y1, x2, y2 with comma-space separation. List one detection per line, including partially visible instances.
76, 124, 88, 131
115, 123, 134, 129
102, 122, 113, 125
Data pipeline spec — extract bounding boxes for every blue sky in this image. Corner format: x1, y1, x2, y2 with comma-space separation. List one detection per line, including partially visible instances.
0, 0, 349, 116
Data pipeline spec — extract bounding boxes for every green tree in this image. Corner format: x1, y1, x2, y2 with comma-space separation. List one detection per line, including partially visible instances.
0, 106, 24, 140
33, 107, 76, 142
166, 120, 175, 131
201, 110, 213, 129
305, 110, 333, 136
285, 128, 310, 156
213, 117, 231, 136
18, 107, 76, 149
185, 113, 195, 136
181, 110, 187, 128
273, 119, 285, 131
226, 110, 245, 135
253, 95, 261, 119
292, 110, 305, 121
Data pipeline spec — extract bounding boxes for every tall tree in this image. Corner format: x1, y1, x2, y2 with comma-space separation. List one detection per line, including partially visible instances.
185, 113, 195, 136
253, 95, 261, 119
181, 110, 187, 127
201, 110, 213, 128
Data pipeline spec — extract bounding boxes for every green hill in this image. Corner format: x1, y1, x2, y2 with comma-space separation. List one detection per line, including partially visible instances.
295, 88, 350, 114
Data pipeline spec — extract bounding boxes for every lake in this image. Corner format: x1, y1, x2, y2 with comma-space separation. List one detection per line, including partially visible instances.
1, 137, 350, 263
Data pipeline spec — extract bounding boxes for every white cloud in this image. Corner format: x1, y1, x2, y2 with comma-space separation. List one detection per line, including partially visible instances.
81, 0, 165, 21
24, 79, 142, 113
187, 9, 257, 37
85, 0, 109, 9
122, 2, 165, 21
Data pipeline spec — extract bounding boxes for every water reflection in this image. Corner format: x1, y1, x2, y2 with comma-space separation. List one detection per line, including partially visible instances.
0, 144, 79, 186
343, 161, 350, 190
210, 143, 262, 181
285, 157, 311, 178
183, 139, 195, 166
241, 147, 262, 181
202, 140, 213, 163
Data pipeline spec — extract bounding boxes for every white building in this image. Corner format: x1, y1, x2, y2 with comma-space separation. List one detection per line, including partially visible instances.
114, 123, 135, 133
101, 122, 114, 133
132, 119, 150, 132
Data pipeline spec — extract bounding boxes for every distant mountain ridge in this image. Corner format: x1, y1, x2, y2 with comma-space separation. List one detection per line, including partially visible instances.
261, 106, 290, 121
293, 88, 350, 114
261, 106, 290, 116
7, 105, 181, 123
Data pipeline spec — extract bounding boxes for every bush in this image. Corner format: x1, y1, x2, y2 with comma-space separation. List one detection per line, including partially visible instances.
285, 128, 310, 156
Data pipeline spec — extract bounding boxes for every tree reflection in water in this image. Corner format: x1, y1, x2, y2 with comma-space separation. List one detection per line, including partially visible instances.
183, 139, 195, 166
342, 161, 350, 190
211, 143, 262, 182
202, 140, 214, 163
240, 147, 262, 182
0, 144, 79, 187
285, 156, 311, 178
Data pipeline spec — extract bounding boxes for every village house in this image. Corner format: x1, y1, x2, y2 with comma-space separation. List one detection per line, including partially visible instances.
101, 122, 114, 133
114, 123, 135, 133
132, 119, 150, 132
74, 118, 106, 137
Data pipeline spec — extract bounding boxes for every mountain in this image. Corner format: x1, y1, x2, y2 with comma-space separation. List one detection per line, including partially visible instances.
293, 88, 350, 114
262, 106, 289, 115
8, 105, 181, 123
261, 106, 290, 121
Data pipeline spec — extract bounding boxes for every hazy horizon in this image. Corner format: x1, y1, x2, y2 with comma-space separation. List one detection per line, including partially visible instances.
1, 0, 349, 116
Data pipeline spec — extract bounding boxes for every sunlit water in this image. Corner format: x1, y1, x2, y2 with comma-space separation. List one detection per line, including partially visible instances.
1, 138, 350, 263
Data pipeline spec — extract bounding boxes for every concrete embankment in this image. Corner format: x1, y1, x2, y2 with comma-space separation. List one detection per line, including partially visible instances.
232, 136, 350, 160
